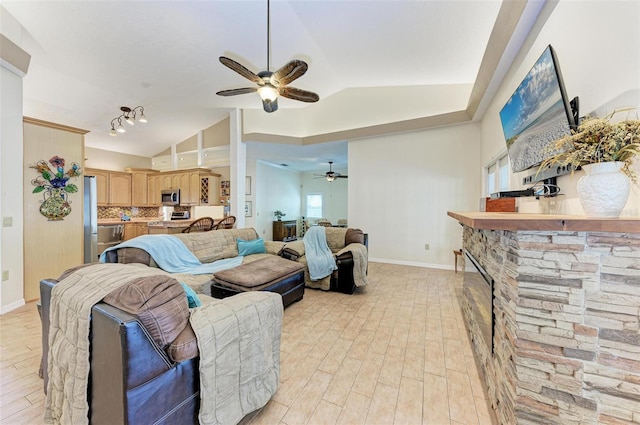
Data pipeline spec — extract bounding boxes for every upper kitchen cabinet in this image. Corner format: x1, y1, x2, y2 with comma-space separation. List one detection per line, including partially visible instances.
127, 168, 158, 207
85, 168, 131, 206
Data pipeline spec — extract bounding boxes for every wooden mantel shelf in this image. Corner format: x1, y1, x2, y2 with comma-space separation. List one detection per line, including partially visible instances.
447, 211, 640, 234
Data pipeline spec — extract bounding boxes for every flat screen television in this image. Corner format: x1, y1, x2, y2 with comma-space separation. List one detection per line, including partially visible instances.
499, 45, 577, 177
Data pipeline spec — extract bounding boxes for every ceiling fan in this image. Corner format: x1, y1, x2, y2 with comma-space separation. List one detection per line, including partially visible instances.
216, 0, 319, 113
315, 161, 348, 182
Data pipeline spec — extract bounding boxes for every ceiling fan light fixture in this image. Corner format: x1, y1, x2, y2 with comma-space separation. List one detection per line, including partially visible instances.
258, 84, 278, 102
262, 98, 278, 113
326, 175, 336, 182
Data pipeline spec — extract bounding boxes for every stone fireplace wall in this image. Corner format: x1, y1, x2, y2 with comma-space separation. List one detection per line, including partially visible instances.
461, 226, 640, 424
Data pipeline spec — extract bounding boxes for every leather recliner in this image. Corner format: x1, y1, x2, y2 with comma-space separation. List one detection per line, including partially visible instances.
40, 279, 199, 425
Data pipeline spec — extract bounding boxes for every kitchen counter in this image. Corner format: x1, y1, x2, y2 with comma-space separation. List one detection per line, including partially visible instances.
98, 218, 159, 225
447, 211, 640, 233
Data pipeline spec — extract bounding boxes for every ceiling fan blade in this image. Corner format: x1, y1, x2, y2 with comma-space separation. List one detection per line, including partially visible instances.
336, 175, 348, 178
279, 86, 320, 103
273, 60, 308, 85
219, 56, 262, 84
216, 87, 257, 97
262, 98, 278, 113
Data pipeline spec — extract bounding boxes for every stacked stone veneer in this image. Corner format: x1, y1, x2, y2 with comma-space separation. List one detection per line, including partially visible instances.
461, 225, 640, 425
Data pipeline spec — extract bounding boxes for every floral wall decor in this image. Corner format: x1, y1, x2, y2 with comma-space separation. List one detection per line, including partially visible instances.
30, 155, 82, 221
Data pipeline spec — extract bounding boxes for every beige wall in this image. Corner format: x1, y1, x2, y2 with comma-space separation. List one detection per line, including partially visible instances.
480, 1, 640, 216
85, 146, 152, 171
349, 121, 481, 268
23, 120, 86, 301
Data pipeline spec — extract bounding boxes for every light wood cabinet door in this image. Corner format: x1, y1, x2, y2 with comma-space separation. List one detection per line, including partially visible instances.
109, 173, 132, 206
161, 174, 172, 191
131, 171, 148, 206
87, 169, 109, 206
147, 174, 159, 206
177, 172, 191, 204
188, 172, 201, 205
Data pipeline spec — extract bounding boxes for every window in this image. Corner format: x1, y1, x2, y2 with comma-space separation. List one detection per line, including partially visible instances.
306, 194, 323, 218
486, 153, 510, 196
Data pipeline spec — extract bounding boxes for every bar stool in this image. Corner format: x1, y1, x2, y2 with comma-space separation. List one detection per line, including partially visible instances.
453, 249, 462, 273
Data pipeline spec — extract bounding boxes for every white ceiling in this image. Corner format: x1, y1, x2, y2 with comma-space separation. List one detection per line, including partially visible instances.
2, 0, 505, 172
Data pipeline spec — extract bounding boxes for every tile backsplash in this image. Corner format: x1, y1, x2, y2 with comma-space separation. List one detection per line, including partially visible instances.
97, 207, 160, 219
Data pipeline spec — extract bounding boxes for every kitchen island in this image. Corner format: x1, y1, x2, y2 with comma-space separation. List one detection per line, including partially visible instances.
448, 212, 640, 425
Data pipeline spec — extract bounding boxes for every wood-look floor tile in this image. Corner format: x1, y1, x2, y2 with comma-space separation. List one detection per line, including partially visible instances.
393, 377, 423, 425
336, 392, 371, 425
322, 356, 361, 407
423, 373, 450, 424
377, 345, 405, 388
364, 383, 398, 425
0, 264, 497, 425
282, 370, 333, 425
447, 368, 479, 425
307, 399, 342, 425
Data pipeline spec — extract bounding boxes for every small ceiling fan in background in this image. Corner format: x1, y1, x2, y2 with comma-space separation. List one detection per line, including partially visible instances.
315, 161, 348, 182
216, 0, 319, 113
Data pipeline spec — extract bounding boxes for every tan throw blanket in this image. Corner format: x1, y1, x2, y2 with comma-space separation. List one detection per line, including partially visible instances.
337, 243, 369, 287
190, 291, 283, 425
44, 263, 175, 425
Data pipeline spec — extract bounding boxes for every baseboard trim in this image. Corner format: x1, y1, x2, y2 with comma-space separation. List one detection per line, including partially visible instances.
369, 258, 454, 271
1, 298, 26, 315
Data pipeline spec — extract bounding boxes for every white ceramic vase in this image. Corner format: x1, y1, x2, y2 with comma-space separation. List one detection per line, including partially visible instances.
577, 162, 630, 218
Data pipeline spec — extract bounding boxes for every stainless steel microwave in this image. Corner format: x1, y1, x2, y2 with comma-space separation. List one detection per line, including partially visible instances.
161, 189, 180, 206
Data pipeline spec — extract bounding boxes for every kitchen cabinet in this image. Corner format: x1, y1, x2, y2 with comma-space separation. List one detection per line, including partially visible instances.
109, 172, 132, 206
147, 174, 160, 206
123, 222, 149, 241
130, 170, 149, 206
147, 169, 220, 206
90, 169, 109, 205
86, 168, 131, 206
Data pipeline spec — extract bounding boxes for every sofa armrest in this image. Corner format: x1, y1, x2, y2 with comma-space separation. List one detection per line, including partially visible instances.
264, 240, 286, 256
281, 240, 305, 261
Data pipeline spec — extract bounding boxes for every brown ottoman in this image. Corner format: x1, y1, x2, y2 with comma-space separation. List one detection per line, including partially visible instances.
211, 256, 305, 307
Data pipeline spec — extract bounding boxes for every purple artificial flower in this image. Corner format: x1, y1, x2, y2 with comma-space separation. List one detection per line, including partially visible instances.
49, 156, 65, 168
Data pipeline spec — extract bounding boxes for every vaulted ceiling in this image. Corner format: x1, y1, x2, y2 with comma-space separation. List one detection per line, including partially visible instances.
1, 1, 541, 171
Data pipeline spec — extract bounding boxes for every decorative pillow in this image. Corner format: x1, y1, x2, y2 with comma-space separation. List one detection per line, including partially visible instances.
167, 323, 199, 363
103, 275, 189, 348
237, 238, 267, 256
180, 282, 202, 308
345, 228, 365, 245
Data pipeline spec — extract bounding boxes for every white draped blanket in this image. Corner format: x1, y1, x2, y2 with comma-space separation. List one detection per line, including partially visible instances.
190, 291, 283, 425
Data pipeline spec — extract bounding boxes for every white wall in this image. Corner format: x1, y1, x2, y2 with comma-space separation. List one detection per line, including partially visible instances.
0, 64, 25, 312
255, 161, 302, 240
85, 146, 152, 171
481, 0, 640, 215
349, 122, 481, 268
301, 170, 348, 224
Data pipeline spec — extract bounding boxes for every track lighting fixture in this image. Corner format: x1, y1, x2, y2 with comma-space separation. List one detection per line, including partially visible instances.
109, 106, 147, 136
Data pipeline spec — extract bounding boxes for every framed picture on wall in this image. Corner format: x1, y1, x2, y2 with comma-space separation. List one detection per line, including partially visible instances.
245, 176, 251, 195
245, 201, 252, 217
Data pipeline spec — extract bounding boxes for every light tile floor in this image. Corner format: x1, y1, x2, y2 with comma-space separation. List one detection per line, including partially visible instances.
0, 262, 497, 425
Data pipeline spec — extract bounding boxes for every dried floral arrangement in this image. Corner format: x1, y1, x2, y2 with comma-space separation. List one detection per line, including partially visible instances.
538, 109, 640, 183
